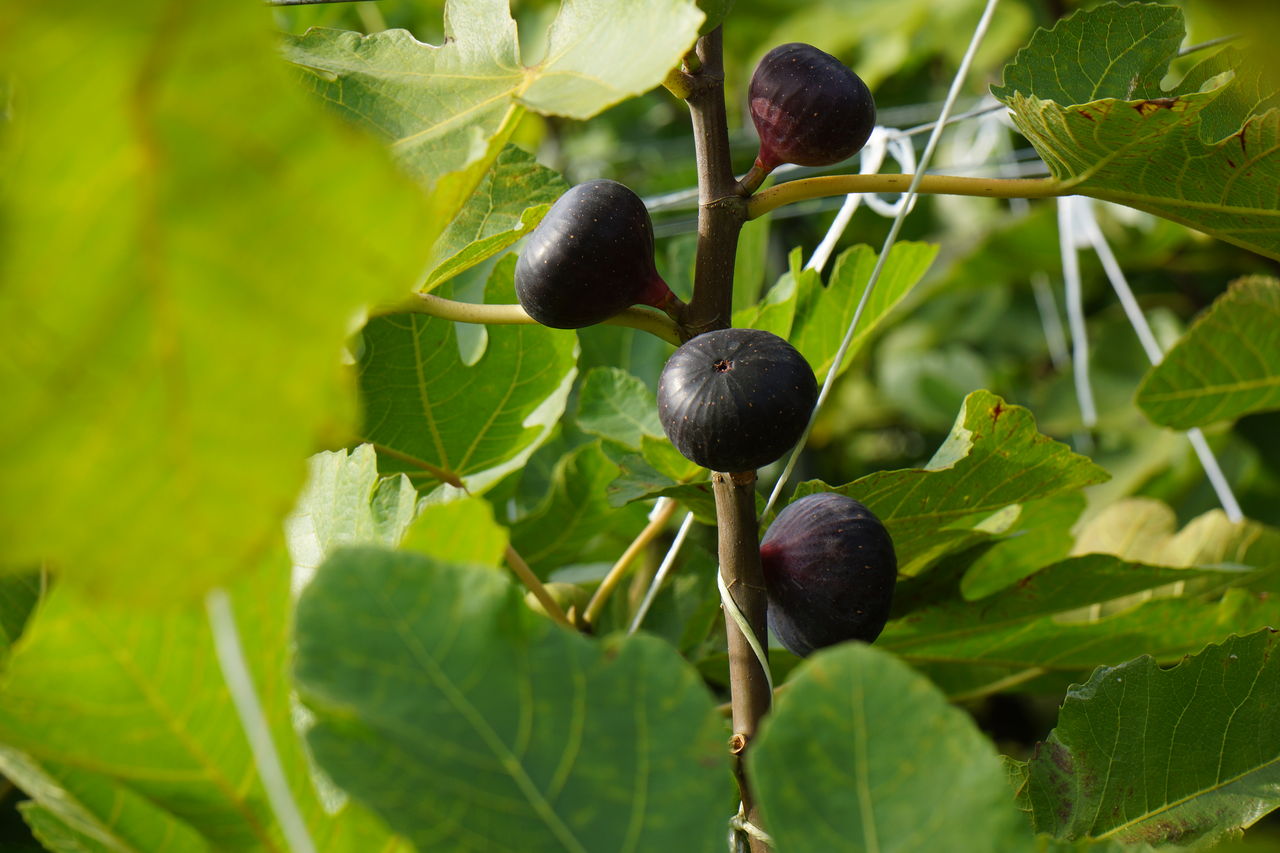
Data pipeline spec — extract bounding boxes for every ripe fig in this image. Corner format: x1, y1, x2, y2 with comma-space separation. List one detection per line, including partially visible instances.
760, 492, 896, 657
515, 179, 674, 329
746, 43, 876, 181
657, 328, 817, 472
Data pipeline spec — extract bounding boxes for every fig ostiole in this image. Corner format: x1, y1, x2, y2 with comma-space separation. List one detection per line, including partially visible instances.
657, 328, 818, 473
742, 42, 876, 193
515, 179, 675, 330
760, 492, 896, 657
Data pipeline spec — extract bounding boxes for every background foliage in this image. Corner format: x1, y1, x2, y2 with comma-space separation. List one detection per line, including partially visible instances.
2, 0, 1279, 851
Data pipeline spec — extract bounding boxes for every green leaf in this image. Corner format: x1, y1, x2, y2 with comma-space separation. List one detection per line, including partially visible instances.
0, 2, 433, 600
991, 3, 1184, 105
510, 441, 650, 573
0, 750, 212, 853
293, 547, 728, 853
401, 496, 509, 568
885, 554, 1276, 665
789, 242, 938, 378
1013, 630, 1280, 846
423, 146, 569, 292
283, 0, 704, 186
797, 390, 1110, 575
0, 574, 41, 660
749, 643, 1024, 851
359, 258, 578, 494
286, 444, 421, 586
992, 3, 1280, 261
0, 554, 316, 849
1136, 276, 1280, 428
960, 493, 1086, 600
1072, 499, 1280, 571
575, 367, 664, 451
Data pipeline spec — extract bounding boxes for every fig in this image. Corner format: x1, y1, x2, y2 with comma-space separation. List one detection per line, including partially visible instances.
760, 492, 896, 657
747, 43, 876, 178
657, 328, 817, 472
515, 179, 674, 329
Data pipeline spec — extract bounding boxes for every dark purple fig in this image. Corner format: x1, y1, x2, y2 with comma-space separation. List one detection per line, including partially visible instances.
760, 492, 896, 657
747, 43, 876, 177
657, 328, 817, 472
515, 179, 674, 329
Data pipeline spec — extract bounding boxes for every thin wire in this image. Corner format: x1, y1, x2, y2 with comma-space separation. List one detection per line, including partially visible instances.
716, 572, 774, 695
628, 510, 696, 634
763, 0, 1005, 519
1073, 198, 1244, 521
1058, 197, 1097, 433
207, 589, 317, 853
1178, 33, 1240, 57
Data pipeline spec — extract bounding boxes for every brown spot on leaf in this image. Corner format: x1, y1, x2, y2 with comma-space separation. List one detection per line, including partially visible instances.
1078, 109, 1095, 122
1133, 98, 1178, 116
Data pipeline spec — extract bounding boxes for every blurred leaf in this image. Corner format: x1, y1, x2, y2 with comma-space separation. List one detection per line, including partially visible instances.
798, 390, 1110, 576
789, 242, 938, 379
0, 574, 41, 660
283, 0, 703, 186
359, 258, 578, 494
1012, 630, 1280, 846
696, 0, 734, 35
423, 146, 568, 291
749, 643, 1024, 851
511, 441, 650, 573
2, 750, 211, 853
1136, 276, 1280, 428
294, 547, 728, 852
286, 444, 421, 588
993, 3, 1280, 261
401, 495, 508, 568
0, 552, 370, 850
0, 2, 432, 600
1073, 500, 1280, 571
603, 450, 719, 525
575, 367, 663, 450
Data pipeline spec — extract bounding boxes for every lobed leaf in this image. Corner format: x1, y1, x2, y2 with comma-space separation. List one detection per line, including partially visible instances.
1136, 276, 1280, 429
796, 390, 1110, 576
0, 0, 434, 600
282, 0, 703, 188
1012, 630, 1280, 846
293, 546, 728, 853
993, 3, 1280, 260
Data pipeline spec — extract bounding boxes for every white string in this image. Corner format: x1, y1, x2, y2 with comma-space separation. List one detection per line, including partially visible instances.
628, 510, 695, 634
207, 588, 317, 853
1058, 196, 1097, 433
763, 0, 1005, 519
1072, 198, 1244, 522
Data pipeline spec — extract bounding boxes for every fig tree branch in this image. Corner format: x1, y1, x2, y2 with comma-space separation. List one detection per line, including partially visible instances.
747, 174, 1065, 219
581, 497, 679, 628
382, 292, 683, 346
504, 545, 573, 629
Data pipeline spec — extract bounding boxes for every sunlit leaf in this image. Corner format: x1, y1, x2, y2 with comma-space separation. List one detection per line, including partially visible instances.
294, 547, 728, 852
796, 390, 1110, 575
575, 367, 664, 451
1136, 276, 1280, 428
401, 496, 509, 569
0, 1, 433, 599
993, 3, 1280, 260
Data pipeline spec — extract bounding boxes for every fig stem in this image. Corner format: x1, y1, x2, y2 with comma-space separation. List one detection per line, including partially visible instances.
735, 161, 771, 197
383, 292, 683, 346
504, 545, 573, 629
712, 469, 771, 853
747, 173, 1065, 219
581, 497, 679, 628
